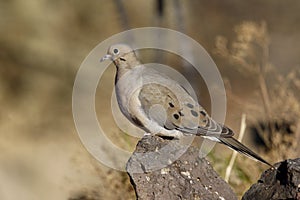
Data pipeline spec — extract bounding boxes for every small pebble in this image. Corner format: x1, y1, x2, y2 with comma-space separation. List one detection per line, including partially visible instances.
161, 168, 170, 175
181, 171, 191, 178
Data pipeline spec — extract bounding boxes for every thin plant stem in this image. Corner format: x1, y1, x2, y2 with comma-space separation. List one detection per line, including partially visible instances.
225, 113, 247, 182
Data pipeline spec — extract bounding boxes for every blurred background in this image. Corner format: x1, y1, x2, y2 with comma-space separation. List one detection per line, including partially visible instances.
1, 0, 300, 199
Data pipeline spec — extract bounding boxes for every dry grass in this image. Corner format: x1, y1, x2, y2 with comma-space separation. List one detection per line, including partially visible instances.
225, 113, 247, 182
214, 20, 300, 195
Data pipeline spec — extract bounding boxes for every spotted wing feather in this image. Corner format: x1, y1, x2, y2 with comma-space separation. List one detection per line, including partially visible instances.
138, 82, 233, 138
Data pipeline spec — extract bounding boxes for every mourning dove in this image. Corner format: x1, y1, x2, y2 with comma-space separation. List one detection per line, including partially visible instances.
100, 44, 274, 167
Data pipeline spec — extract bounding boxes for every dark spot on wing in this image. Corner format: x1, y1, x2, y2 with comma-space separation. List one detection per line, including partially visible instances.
169, 102, 174, 108
179, 111, 184, 116
186, 103, 194, 108
173, 113, 179, 120
120, 57, 126, 61
191, 110, 198, 117
199, 110, 206, 116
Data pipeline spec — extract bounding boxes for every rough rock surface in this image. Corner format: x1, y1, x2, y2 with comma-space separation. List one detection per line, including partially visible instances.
242, 158, 300, 200
126, 135, 237, 200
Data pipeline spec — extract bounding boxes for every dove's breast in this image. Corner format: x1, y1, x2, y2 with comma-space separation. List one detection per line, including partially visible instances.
115, 66, 158, 120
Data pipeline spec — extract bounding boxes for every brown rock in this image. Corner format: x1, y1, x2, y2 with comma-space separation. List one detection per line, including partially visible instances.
126, 135, 237, 200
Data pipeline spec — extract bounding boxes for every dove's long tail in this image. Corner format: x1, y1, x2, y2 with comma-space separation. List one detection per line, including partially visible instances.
218, 136, 274, 168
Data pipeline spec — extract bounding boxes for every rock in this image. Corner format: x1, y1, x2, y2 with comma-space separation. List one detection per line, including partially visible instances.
126, 135, 237, 200
242, 158, 300, 200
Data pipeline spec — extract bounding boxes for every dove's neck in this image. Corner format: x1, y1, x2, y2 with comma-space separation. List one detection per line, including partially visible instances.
115, 59, 141, 82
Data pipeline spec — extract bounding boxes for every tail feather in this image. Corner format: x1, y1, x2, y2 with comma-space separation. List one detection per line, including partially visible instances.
218, 136, 274, 168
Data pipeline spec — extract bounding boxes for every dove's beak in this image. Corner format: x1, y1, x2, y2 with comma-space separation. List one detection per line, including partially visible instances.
100, 54, 112, 62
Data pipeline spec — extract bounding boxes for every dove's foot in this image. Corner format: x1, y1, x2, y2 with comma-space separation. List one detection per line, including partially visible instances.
154, 130, 184, 140
143, 132, 152, 136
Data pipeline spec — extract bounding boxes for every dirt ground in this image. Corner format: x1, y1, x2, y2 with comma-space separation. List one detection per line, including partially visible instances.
1, 1, 300, 199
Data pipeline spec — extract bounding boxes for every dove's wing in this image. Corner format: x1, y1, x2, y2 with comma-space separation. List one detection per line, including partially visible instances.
136, 74, 274, 168
136, 74, 233, 138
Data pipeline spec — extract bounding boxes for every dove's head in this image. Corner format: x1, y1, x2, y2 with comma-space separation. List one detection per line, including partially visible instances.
100, 44, 140, 69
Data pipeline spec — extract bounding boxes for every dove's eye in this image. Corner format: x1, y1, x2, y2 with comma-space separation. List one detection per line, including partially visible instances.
113, 48, 119, 55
